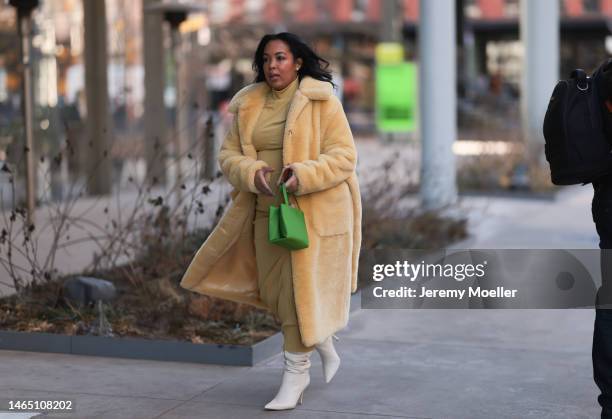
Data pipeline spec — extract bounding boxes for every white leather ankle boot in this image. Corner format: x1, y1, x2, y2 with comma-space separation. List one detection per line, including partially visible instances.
315, 334, 340, 383
264, 350, 312, 410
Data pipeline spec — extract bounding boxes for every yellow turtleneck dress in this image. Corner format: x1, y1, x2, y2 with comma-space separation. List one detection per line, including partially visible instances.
251, 76, 314, 353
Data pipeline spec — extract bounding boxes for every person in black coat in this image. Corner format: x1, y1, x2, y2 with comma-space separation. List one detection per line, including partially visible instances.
592, 59, 612, 419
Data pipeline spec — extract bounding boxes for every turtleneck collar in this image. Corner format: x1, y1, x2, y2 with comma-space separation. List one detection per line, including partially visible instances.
269, 76, 299, 100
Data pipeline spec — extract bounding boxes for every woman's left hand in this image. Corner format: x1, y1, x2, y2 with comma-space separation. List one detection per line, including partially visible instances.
277, 166, 299, 194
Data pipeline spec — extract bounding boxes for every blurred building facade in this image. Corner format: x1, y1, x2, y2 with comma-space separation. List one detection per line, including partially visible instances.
0, 0, 611, 198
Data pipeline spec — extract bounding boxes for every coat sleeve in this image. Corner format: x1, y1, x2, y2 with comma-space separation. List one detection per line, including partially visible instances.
217, 113, 268, 194
289, 97, 357, 196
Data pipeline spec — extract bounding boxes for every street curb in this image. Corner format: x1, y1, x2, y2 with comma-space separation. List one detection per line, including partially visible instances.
0, 291, 361, 366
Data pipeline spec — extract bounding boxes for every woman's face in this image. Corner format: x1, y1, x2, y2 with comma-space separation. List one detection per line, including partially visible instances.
262, 39, 302, 91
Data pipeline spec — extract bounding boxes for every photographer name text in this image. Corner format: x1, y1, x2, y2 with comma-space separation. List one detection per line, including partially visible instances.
372, 286, 518, 299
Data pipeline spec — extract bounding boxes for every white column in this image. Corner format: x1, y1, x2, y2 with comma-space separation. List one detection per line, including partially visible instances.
419, 0, 458, 210
520, 0, 559, 166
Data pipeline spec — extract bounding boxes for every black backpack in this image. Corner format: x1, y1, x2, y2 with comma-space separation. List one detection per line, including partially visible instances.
543, 60, 612, 185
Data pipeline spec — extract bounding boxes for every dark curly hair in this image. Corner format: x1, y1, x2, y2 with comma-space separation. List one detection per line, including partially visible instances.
252, 32, 336, 88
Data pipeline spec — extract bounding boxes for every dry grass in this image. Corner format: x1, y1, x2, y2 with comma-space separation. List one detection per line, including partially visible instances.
0, 228, 280, 345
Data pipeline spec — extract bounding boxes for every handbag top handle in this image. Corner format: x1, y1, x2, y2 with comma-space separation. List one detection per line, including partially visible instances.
280, 183, 289, 205
274, 183, 301, 211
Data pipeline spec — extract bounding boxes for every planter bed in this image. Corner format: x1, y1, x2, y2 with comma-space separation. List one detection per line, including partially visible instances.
0, 291, 361, 366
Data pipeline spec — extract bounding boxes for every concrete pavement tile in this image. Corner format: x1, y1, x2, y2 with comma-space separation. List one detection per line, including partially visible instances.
157, 399, 424, 419
452, 185, 598, 249
0, 350, 247, 400
341, 309, 595, 353
330, 340, 597, 419
193, 339, 598, 419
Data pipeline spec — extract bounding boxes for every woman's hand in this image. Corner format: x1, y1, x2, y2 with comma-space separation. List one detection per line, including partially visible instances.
254, 167, 275, 196
278, 166, 299, 194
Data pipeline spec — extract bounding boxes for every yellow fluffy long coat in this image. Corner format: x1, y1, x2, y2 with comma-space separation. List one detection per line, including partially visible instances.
179, 76, 362, 347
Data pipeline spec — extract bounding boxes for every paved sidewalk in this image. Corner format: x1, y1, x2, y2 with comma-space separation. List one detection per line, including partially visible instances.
451, 184, 599, 249
0, 182, 602, 418
0, 308, 598, 419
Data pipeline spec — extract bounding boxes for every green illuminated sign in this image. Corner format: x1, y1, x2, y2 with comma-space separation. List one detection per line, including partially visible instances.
376, 62, 417, 132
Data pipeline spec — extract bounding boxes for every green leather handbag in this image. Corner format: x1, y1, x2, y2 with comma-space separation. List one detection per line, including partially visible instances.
268, 183, 309, 250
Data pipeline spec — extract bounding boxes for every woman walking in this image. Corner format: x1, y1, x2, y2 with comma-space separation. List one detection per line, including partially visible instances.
180, 32, 361, 410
